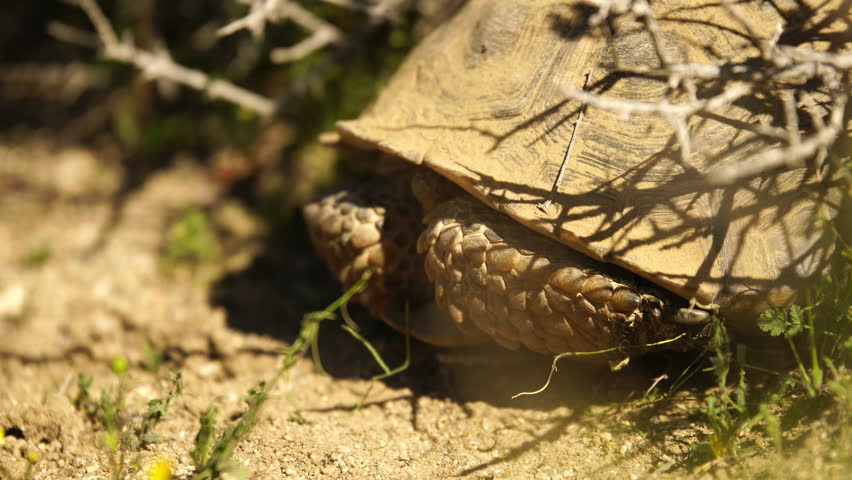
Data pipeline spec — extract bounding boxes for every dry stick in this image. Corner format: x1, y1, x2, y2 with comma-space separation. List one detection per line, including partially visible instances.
46, 20, 100, 48
606, 54, 848, 85
632, 0, 672, 68
218, 0, 344, 63
670, 115, 694, 169
562, 80, 752, 173
784, 48, 852, 69
587, 0, 633, 27
271, 0, 405, 63
562, 81, 753, 120
644, 373, 669, 398
562, 62, 848, 185
706, 92, 848, 185
720, 0, 772, 59
780, 89, 801, 149
275, 0, 413, 110
271, 26, 341, 63
217, 0, 284, 38
320, 0, 371, 12
538, 69, 594, 213
66, 0, 277, 116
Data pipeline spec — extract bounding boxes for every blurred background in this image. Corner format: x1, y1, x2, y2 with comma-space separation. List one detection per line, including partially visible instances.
0, 0, 466, 340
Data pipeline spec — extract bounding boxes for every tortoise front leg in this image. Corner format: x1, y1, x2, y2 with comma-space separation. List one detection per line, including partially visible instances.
303, 174, 486, 346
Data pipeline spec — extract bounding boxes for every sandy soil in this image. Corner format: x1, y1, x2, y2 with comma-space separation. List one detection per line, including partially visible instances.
1, 137, 849, 480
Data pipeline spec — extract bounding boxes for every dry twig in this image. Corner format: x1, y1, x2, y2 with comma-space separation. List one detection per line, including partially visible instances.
565, 0, 850, 185
61, 0, 278, 116
218, 0, 344, 64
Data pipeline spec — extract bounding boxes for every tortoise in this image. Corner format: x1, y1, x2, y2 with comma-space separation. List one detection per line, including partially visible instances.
303, 0, 846, 360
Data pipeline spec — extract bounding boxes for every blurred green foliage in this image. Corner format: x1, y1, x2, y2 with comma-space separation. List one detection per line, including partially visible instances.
0, 0, 420, 215
164, 208, 220, 266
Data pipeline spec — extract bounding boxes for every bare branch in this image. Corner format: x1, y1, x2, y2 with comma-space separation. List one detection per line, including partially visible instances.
46, 21, 99, 48
706, 92, 848, 185
783, 47, 852, 70
562, 0, 850, 186
586, 0, 633, 26
64, 0, 118, 47
320, 0, 370, 12
222, 1, 414, 81
64, 0, 277, 116
562, 81, 753, 120
630, 0, 673, 68
270, 26, 340, 63
218, 0, 345, 64
780, 90, 801, 150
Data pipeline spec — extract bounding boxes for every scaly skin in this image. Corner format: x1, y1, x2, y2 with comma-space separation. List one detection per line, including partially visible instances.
302, 173, 486, 346
304, 168, 710, 360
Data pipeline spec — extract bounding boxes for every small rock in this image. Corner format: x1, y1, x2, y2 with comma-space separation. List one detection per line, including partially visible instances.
0, 284, 26, 320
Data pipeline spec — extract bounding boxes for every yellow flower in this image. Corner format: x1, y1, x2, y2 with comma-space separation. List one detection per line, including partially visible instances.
25, 450, 41, 464
145, 457, 173, 480
111, 356, 129, 375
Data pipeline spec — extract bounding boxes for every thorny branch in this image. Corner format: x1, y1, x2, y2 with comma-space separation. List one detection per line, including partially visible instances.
59, 0, 409, 116
218, 0, 344, 63
61, 0, 278, 116
58, 0, 848, 179
218, 0, 407, 63
570, 0, 851, 186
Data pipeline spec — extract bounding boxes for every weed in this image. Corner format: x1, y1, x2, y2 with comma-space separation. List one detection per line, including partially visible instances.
21, 245, 51, 268
758, 305, 823, 396
143, 343, 166, 374
695, 321, 785, 460
691, 234, 851, 465
186, 275, 410, 478
163, 208, 220, 267
130, 371, 184, 449
72, 363, 183, 480
73, 373, 95, 415
190, 407, 218, 471
0, 441, 40, 480
190, 384, 267, 479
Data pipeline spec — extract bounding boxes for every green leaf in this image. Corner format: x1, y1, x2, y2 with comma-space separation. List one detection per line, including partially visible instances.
191, 407, 217, 468
786, 305, 804, 338
758, 309, 787, 336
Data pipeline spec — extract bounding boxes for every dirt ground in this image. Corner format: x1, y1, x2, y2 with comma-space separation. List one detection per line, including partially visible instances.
1, 136, 849, 480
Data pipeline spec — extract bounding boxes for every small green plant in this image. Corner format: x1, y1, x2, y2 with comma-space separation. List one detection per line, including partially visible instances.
189, 384, 268, 480
190, 407, 218, 471
21, 245, 51, 268
129, 372, 184, 449
0, 443, 41, 480
690, 234, 851, 465
758, 304, 823, 397
73, 373, 95, 415
186, 275, 411, 478
691, 319, 788, 462
698, 320, 749, 459
163, 209, 220, 266
72, 362, 183, 480
143, 343, 166, 374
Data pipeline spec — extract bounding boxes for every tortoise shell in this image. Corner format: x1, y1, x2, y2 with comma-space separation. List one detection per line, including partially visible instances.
335, 0, 845, 328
